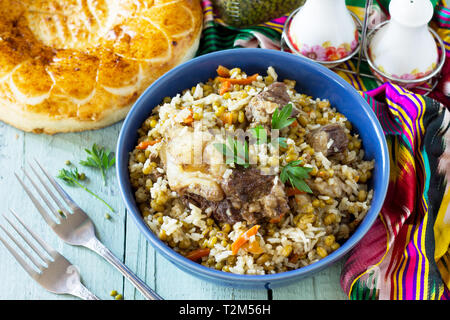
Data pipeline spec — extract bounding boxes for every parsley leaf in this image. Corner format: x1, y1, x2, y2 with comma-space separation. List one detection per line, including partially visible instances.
272, 103, 296, 130
250, 125, 268, 145
79, 144, 115, 186
214, 136, 250, 169
57, 167, 80, 187
272, 137, 288, 149
280, 160, 313, 194
250, 124, 289, 149
57, 167, 115, 212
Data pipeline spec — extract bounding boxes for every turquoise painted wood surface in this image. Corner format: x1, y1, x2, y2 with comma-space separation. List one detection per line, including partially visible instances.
0, 121, 348, 300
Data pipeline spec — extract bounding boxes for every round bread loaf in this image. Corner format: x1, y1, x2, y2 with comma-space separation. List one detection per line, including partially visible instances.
0, 0, 203, 134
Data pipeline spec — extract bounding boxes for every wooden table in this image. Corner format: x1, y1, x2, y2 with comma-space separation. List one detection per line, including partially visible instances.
0, 121, 348, 300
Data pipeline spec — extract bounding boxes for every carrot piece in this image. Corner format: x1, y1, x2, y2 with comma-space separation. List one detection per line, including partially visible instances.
288, 253, 300, 263
136, 139, 161, 150
217, 73, 259, 85
231, 225, 260, 255
186, 248, 210, 261
219, 80, 232, 95
290, 120, 298, 128
242, 239, 265, 254
216, 65, 231, 78
269, 213, 285, 224
286, 187, 306, 197
183, 108, 194, 125
220, 112, 233, 125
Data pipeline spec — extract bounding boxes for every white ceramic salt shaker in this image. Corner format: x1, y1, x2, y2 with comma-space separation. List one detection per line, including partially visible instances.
369, 0, 438, 80
288, 0, 358, 62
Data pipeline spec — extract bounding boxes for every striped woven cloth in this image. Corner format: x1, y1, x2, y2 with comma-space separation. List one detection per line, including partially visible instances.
197, 0, 450, 300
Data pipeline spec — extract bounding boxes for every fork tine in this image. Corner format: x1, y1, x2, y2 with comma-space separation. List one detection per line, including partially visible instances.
0, 221, 45, 273
28, 162, 70, 216
9, 209, 58, 261
0, 233, 39, 279
15, 173, 58, 227
3, 214, 52, 265
22, 169, 62, 222
33, 159, 79, 210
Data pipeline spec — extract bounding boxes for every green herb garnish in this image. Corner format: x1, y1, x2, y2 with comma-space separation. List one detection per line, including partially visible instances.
280, 160, 313, 194
250, 125, 268, 145
278, 137, 288, 148
214, 136, 250, 168
80, 144, 115, 186
271, 103, 296, 130
214, 104, 297, 170
251, 125, 288, 149
274, 137, 288, 149
57, 167, 115, 212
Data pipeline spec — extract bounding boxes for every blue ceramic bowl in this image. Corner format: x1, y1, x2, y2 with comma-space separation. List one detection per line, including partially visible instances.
116, 48, 389, 289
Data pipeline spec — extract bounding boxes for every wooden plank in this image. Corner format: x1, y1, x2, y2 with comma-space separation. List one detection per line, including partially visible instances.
312, 261, 348, 300
0, 123, 127, 299
123, 210, 158, 300
272, 260, 348, 300
0, 123, 38, 300
154, 252, 268, 300
24, 125, 125, 300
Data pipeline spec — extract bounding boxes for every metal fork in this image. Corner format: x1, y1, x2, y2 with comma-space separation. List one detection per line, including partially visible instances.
0, 209, 99, 300
15, 160, 162, 300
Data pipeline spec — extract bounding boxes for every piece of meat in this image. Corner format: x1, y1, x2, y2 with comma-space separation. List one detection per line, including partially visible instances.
245, 82, 298, 126
164, 150, 225, 201
220, 168, 290, 224
161, 127, 227, 202
259, 179, 290, 221
258, 82, 291, 107
245, 96, 278, 127
306, 124, 348, 156
181, 193, 243, 225
221, 168, 274, 203
181, 168, 290, 225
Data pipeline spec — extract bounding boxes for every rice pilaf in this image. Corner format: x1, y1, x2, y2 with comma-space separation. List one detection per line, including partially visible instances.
128, 66, 374, 275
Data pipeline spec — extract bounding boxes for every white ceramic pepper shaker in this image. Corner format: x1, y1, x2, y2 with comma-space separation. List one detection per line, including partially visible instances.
369, 0, 438, 80
288, 0, 358, 62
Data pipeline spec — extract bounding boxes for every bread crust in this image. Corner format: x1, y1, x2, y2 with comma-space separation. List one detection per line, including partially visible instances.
0, 0, 203, 134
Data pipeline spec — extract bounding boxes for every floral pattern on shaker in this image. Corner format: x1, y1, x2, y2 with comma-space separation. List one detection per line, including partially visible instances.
369, 62, 438, 89
376, 62, 437, 81
299, 44, 327, 60
289, 29, 359, 62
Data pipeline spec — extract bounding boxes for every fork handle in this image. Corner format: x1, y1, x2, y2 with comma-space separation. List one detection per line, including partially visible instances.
71, 283, 101, 300
85, 237, 163, 300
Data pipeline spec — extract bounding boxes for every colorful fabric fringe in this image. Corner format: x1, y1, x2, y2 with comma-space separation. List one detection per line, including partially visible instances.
198, 0, 450, 300
342, 84, 450, 300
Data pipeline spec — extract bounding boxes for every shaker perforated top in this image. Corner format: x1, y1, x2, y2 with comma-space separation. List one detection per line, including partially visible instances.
389, 0, 434, 27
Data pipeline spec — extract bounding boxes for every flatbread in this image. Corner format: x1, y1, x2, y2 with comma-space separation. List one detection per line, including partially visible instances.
0, 0, 203, 133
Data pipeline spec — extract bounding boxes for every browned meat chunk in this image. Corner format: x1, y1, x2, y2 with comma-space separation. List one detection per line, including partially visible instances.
221, 168, 274, 203
306, 124, 348, 156
245, 82, 299, 126
181, 168, 290, 225
220, 168, 290, 224
258, 82, 291, 107
161, 127, 227, 202
181, 193, 242, 225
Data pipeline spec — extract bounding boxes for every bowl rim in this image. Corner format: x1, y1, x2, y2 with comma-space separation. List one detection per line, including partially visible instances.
116, 48, 390, 284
